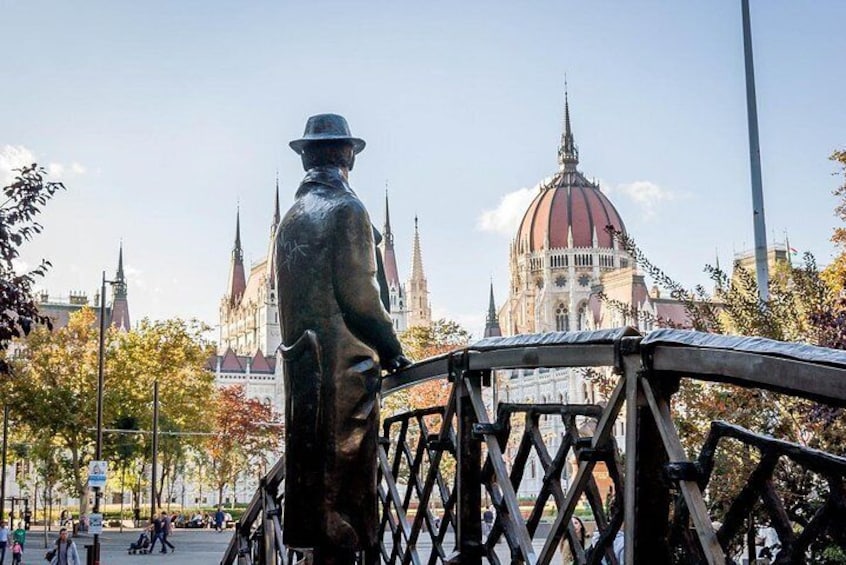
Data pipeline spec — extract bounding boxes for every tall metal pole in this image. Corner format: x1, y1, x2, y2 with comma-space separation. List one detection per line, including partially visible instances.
151, 380, 159, 523
0, 404, 8, 521
741, 0, 770, 301
93, 271, 107, 565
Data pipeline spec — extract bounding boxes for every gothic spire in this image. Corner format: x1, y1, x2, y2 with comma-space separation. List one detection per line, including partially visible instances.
235, 206, 243, 257
273, 171, 281, 230
384, 183, 394, 246
382, 184, 401, 288
113, 241, 127, 299
407, 215, 431, 328
110, 242, 131, 330
558, 80, 579, 170
410, 215, 424, 282
227, 206, 247, 304
484, 281, 502, 338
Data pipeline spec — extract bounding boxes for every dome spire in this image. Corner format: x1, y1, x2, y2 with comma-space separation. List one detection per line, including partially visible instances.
558, 78, 579, 171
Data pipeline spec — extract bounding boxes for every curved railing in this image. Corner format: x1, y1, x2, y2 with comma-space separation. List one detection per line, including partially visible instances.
222, 328, 846, 564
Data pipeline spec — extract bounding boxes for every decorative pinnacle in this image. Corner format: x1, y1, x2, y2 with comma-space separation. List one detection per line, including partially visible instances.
487, 281, 497, 323
234, 206, 243, 260
558, 80, 579, 170
384, 182, 394, 246
273, 172, 281, 228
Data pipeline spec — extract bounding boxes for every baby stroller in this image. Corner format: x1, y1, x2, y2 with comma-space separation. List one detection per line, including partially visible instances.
128, 531, 150, 554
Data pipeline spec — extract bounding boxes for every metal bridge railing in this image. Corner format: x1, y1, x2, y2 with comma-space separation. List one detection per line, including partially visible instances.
223, 327, 846, 564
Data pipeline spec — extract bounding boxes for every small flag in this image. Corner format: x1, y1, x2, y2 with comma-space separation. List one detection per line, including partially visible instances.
789, 247, 798, 255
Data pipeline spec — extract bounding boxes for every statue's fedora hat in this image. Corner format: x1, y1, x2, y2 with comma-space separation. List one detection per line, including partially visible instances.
289, 113, 366, 155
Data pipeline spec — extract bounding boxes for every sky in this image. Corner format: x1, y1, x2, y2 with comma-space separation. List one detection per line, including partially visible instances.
2, 1, 845, 341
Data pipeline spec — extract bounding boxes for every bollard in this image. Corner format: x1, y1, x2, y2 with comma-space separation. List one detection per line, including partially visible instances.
85, 544, 95, 565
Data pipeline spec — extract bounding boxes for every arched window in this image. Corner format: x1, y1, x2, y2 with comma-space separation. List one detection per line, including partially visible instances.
577, 302, 588, 331
555, 303, 569, 332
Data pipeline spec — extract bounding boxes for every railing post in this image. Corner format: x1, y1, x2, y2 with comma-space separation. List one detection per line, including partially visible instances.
452, 358, 483, 565
632, 370, 673, 564
261, 478, 277, 565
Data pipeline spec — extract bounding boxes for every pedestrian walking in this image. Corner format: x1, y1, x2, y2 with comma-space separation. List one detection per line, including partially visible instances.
9, 542, 20, 565
159, 512, 175, 554
48, 528, 80, 565
483, 506, 495, 539
11, 523, 24, 553
214, 507, 225, 533
0, 520, 10, 565
147, 516, 164, 554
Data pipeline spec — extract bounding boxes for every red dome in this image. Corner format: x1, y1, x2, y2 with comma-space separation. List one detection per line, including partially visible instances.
516, 170, 627, 252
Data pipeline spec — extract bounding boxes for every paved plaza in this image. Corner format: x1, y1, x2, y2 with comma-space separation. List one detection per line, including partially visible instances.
5, 527, 555, 564
14, 529, 232, 565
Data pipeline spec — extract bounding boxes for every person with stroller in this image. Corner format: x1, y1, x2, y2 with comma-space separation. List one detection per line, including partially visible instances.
127, 531, 150, 554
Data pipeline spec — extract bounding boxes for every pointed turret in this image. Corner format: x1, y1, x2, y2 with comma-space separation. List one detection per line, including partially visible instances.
110, 242, 131, 331
557, 82, 579, 171
227, 207, 247, 306
267, 175, 282, 288
272, 171, 281, 231
410, 216, 424, 282
484, 282, 502, 338
406, 215, 431, 328
382, 185, 401, 288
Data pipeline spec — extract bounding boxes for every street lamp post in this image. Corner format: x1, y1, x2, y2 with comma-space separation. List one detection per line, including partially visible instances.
0, 404, 8, 521
151, 380, 159, 524
92, 272, 115, 565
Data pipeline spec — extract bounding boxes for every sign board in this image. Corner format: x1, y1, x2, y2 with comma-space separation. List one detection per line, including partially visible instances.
88, 460, 108, 489
89, 513, 103, 535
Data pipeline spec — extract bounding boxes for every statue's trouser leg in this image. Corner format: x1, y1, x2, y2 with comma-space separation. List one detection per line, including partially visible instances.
323, 357, 381, 553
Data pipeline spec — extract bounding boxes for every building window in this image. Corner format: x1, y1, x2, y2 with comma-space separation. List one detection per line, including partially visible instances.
555, 303, 569, 332
577, 302, 588, 331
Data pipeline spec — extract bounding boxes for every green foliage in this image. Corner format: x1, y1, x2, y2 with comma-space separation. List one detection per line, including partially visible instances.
205, 384, 280, 506
399, 319, 471, 362
0, 163, 64, 374
10, 310, 217, 515
599, 154, 846, 557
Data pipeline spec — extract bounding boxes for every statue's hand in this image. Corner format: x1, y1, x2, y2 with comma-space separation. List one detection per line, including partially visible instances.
383, 355, 412, 373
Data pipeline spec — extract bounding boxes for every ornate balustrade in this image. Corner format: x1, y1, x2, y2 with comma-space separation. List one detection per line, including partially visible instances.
222, 328, 846, 564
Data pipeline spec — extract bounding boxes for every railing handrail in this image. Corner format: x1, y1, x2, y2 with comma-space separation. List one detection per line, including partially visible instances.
382, 327, 846, 405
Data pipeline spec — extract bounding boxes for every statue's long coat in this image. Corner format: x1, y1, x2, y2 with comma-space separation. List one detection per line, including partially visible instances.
275, 165, 403, 550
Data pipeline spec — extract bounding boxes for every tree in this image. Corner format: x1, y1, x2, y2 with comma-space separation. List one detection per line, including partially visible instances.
600, 155, 846, 557
10, 312, 216, 515
395, 319, 471, 411
10, 307, 101, 515
0, 163, 63, 373
205, 385, 279, 507
106, 317, 216, 508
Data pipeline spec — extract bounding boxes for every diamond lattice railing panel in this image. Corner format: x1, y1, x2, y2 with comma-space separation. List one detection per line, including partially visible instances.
480, 402, 626, 565
667, 420, 846, 564
378, 396, 459, 565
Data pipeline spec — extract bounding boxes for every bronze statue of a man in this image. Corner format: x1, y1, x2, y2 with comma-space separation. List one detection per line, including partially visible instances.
276, 114, 409, 561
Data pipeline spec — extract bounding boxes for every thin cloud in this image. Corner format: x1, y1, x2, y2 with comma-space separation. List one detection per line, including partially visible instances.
477, 186, 538, 235
0, 145, 36, 186
0, 144, 86, 186
607, 180, 676, 219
